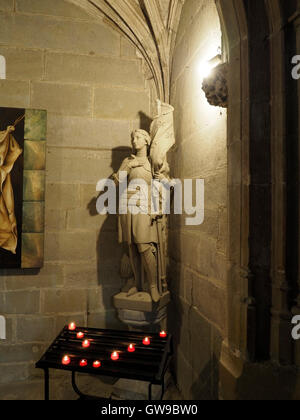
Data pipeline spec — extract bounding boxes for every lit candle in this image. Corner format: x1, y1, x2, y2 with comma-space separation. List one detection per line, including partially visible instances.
160, 331, 167, 338
82, 339, 90, 348
79, 359, 88, 367
143, 337, 151, 346
128, 344, 136, 353
111, 351, 119, 361
93, 360, 101, 369
62, 355, 71, 365
68, 322, 76, 331
77, 332, 85, 339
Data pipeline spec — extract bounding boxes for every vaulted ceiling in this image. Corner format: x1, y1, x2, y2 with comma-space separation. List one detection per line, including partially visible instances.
67, 0, 185, 102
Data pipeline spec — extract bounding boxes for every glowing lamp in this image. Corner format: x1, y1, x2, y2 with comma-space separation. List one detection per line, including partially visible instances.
198, 61, 212, 78
62, 355, 71, 365
111, 351, 119, 361
198, 54, 222, 80
68, 322, 76, 331
160, 331, 167, 338
79, 359, 88, 367
128, 344, 136, 353
82, 340, 90, 348
143, 337, 151, 346
77, 332, 84, 339
93, 360, 101, 368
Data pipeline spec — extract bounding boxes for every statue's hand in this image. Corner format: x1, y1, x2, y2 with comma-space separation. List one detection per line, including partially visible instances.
117, 157, 142, 176
154, 174, 177, 188
127, 156, 141, 169
168, 178, 178, 188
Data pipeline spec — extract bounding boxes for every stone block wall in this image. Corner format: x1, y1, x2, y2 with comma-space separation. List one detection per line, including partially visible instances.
0, 0, 150, 399
169, 0, 227, 400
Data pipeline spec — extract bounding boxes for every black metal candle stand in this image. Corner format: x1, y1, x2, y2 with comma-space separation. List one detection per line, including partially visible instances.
36, 326, 173, 401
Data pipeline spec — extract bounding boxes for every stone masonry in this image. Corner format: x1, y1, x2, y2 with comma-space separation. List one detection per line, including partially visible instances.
0, 0, 151, 399
168, 0, 227, 400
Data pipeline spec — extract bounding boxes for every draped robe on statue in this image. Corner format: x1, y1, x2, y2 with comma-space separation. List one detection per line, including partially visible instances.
0, 127, 22, 254
113, 101, 176, 298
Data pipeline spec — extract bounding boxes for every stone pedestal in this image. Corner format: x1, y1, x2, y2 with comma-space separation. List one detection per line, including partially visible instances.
113, 291, 170, 327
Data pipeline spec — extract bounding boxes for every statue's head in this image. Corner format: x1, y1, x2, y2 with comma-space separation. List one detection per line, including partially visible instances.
131, 129, 151, 153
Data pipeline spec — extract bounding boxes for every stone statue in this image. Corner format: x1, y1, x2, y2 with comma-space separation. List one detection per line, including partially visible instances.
112, 100, 175, 309
0, 124, 22, 254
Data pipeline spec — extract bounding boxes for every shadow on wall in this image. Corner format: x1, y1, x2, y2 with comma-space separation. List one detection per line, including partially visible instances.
167, 291, 221, 400
166, 211, 222, 400
86, 146, 131, 331
138, 111, 152, 133
86, 110, 153, 331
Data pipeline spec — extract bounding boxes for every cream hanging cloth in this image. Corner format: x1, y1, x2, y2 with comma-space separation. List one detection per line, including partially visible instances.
0, 126, 22, 254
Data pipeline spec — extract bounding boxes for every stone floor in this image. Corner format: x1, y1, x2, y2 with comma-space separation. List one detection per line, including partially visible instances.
0, 368, 183, 400
71, 371, 183, 401
162, 381, 183, 400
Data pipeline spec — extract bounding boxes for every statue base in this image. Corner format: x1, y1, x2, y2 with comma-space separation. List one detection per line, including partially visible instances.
113, 291, 170, 327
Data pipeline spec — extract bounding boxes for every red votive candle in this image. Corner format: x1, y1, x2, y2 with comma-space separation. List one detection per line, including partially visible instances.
111, 351, 119, 361
160, 331, 167, 338
93, 360, 101, 369
79, 359, 88, 367
82, 339, 90, 348
128, 344, 136, 353
62, 355, 71, 365
77, 332, 85, 339
68, 322, 76, 331
143, 337, 151, 346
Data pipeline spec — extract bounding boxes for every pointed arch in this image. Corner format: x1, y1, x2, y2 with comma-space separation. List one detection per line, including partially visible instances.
66, 0, 185, 102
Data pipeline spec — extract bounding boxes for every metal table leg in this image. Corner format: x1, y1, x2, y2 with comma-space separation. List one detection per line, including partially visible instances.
71, 371, 111, 401
148, 380, 165, 401
72, 371, 87, 400
148, 383, 153, 401
44, 368, 49, 401
160, 377, 165, 401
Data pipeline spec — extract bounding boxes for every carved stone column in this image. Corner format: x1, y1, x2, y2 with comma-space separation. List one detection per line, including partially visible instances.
291, 10, 300, 367
265, 0, 293, 366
